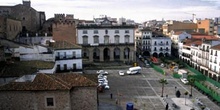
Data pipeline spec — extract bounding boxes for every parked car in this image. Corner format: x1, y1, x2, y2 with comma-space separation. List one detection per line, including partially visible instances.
97, 70, 108, 75
180, 78, 189, 84
105, 85, 110, 90
119, 71, 125, 76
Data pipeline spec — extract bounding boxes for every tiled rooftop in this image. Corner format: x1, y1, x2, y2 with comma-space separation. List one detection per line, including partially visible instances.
51, 40, 81, 50
0, 73, 97, 91
192, 35, 219, 40
183, 39, 202, 46
0, 61, 55, 77
210, 44, 220, 50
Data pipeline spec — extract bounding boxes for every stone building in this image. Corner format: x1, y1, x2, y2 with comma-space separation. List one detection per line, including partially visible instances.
0, 73, 98, 110
52, 14, 78, 44
77, 17, 135, 62
0, 0, 45, 33
0, 16, 22, 40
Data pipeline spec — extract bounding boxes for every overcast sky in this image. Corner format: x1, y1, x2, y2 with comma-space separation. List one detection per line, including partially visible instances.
1, 0, 220, 22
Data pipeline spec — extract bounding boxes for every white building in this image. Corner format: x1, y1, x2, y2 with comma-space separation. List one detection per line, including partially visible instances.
139, 28, 171, 57
53, 40, 82, 72
16, 33, 53, 45
77, 17, 135, 62
209, 44, 220, 81
179, 36, 220, 81
170, 31, 191, 49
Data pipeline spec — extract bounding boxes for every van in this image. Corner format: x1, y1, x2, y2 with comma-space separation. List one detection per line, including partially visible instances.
126, 66, 142, 75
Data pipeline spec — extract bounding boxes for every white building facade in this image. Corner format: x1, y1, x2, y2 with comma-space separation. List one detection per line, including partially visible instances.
77, 18, 135, 62
138, 29, 171, 57
53, 41, 83, 72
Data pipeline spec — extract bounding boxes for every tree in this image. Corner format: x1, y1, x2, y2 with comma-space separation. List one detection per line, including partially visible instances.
184, 91, 189, 105
159, 78, 168, 97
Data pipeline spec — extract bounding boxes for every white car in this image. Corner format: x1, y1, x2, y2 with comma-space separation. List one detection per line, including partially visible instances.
97, 70, 108, 75
180, 78, 189, 84
105, 85, 110, 89
119, 71, 125, 76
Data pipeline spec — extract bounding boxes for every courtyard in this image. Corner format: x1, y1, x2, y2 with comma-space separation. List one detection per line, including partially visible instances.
85, 66, 220, 110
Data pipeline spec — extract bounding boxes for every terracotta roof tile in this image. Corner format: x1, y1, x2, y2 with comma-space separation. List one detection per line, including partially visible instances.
174, 31, 184, 35
0, 73, 97, 91
52, 40, 81, 50
183, 39, 202, 46
192, 35, 219, 40
211, 44, 220, 50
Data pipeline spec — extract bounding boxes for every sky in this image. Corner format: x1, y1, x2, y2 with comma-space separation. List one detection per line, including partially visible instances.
1, 0, 220, 23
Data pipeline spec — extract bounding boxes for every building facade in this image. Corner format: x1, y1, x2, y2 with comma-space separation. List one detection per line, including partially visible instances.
0, 0, 45, 33
179, 36, 220, 82
197, 19, 214, 35
77, 18, 135, 62
53, 40, 82, 72
162, 20, 197, 36
0, 16, 22, 40
139, 28, 171, 57
0, 73, 97, 110
52, 14, 78, 44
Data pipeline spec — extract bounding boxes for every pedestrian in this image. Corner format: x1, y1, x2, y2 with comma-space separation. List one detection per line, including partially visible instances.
110, 93, 113, 99
165, 103, 169, 110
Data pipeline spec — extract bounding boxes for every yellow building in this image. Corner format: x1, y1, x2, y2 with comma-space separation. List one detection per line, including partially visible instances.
197, 19, 214, 35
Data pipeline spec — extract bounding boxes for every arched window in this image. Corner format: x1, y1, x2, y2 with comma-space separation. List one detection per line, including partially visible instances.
125, 35, 130, 43
93, 35, 99, 43
83, 36, 88, 44
104, 35, 109, 44
114, 35, 120, 44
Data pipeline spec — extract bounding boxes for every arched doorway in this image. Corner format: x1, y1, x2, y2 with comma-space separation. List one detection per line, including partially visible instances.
213, 74, 217, 81
153, 53, 158, 58
159, 53, 164, 57
93, 48, 100, 61
82, 49, 89, 59
103, 48, 110, 61
124, 48, 130, 60
143, 51, 150, 56
114, 48, 120, 61
165, 53, 169, 57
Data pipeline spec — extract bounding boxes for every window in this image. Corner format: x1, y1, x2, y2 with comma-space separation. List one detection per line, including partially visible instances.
45, 97, 55, 107
125, 30, 129, 33
104, 35, 109, 44
105, 30, 108, 34
166, 41, 169, 45
115, 30, 119, 34
114, 35, 120, 44
125, 35, 130, 43
215, 51, 217, 56
211, 50, 213, 55
83, 30, 87, 34
83, 36, 88, 44
154, 41, 157, 45
23, 17, 25, 20
73, 51, 76, 58
154, 47, 157, 51
94, 30, 98, 34
93, 36, 99, 43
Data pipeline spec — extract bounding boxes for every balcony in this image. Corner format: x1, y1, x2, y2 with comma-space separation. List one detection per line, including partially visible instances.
158, 43, 165, 46
55, 56, 81, 60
